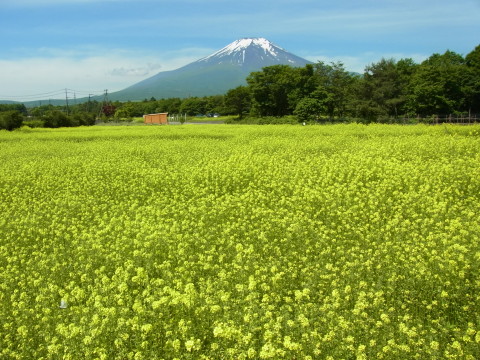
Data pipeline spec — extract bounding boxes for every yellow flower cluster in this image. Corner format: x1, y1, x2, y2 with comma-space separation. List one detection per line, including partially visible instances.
0, 124, 479, 359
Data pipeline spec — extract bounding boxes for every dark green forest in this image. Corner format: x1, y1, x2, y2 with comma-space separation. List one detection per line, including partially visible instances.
1, 45, 479, 130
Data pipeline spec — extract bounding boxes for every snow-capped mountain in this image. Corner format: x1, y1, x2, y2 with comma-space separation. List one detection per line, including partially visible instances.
195, 37, 311, 69
110, 38, 312, 101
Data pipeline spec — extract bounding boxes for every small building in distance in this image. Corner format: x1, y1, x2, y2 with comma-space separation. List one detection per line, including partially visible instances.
143, 113, 168, 125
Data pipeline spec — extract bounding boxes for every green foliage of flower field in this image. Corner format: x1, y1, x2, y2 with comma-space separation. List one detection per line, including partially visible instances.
0, 124, 479, 359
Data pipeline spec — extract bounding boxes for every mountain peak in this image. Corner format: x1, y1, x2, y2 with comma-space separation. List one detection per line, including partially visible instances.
196, 37, 307, 68
209, 37, 284, 58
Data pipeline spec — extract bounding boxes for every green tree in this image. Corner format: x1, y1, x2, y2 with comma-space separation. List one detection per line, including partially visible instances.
287, 64, 317, 112
0, 110, 24, 130
114, 102, 144, 118
247, 65, 307, 116
294, 98, 324, 122
114, 107, 132, 120
72, 99, 100, 115
179, 97, 207, 116
205, 95, 224, 115
313, 61, 356, 118
224, 86, 251, 118
155, 98, 182, 114
355, 58, 417, 120
42, 110, 71, 128
464, 44, 480, 113
407, 51, 467, 115
142, 100, 158, 115
70, 113, 95, 126
0, 103, 27, 114
30, 104, 57, 118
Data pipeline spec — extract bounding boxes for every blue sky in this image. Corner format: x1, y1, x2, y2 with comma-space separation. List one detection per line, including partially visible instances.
1, 0, 479, 100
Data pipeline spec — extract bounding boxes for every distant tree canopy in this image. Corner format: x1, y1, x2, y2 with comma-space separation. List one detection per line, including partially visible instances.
0, 103, 27, 114
462, 44, 480, 113
0, 111, 24, 131
0, 104, 26, 130
224, 86, 251, 118
245, 46, 479, 120
10, 43, 480, 127
243, 45, 479, 120
407, 51, 468, 116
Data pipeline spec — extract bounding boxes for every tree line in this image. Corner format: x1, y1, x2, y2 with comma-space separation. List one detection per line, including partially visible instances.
240, 44, 480, 122
1, 44, 479, 130
0, 103, 97, 130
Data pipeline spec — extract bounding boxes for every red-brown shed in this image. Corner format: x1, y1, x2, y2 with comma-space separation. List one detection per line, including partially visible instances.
143, 113, 168, 124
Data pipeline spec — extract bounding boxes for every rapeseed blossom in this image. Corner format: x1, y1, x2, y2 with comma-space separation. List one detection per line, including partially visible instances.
0, 124, 479, 358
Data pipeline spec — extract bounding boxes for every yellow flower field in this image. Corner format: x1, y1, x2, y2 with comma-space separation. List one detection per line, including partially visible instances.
0, 124, 479, 359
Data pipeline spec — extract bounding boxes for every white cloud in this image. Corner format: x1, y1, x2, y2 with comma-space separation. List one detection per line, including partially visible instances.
0, 48, 213, 100
109, 63, 162, 77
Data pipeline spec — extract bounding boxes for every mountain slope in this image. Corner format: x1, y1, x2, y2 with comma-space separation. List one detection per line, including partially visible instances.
110, 38, 312, 101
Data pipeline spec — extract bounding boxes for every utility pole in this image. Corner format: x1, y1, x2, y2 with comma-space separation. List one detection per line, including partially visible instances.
98, 89, 110, 119
87, 94, 93, 113
65, 88, 69, 115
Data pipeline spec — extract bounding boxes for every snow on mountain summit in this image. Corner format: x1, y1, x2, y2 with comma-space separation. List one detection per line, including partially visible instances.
196, 37, 310, 69
208, 38, 284, 58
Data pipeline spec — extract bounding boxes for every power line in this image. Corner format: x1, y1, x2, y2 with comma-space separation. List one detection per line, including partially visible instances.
0, 88, 105, 101
0, 89, 66, 99
65, 88, 104, 96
